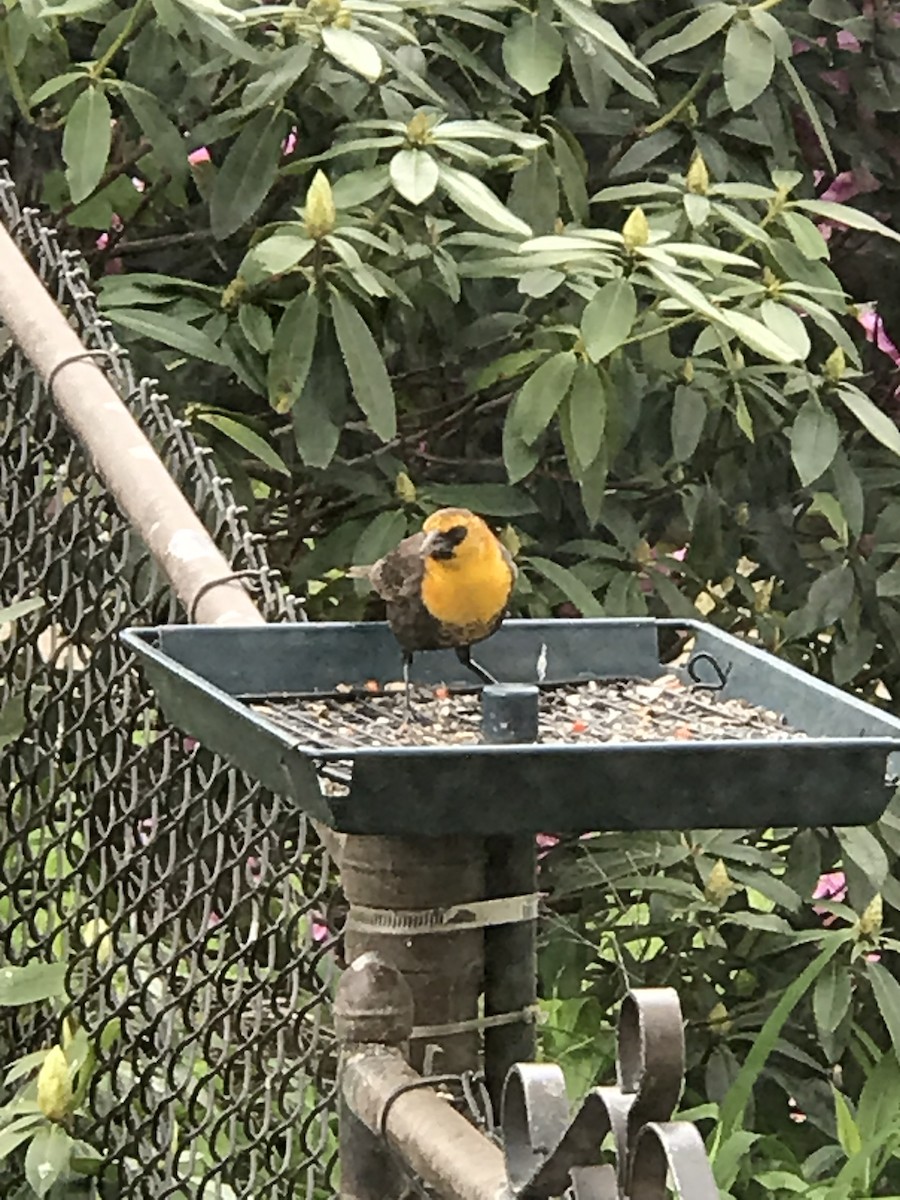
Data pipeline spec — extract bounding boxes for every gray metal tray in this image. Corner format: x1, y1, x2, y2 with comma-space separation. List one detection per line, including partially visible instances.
120, 619, 900, 836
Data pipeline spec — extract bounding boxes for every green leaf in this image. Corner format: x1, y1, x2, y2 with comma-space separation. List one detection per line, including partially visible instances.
714, 936, 847, 1146
267, 292, 319, 414
554, 0, 651, 77
526, 556, 603, 617
354, 510, 408, 568
195, 413, 290, 476
581, 279, 637, 363
813, 958, 852, 1036
117, 82, 187, 179
790, 397, 839, 486
712, 1130, 760, 1191
108, 309, 227, 365
321, 25, 382, 81
513, 351, 577, 444
837, 384, 900, 457
780, 210, 829, 260
868, 962, 900, 1052
503, 400, 541, 484
723, 17, 775, 111
210, 110, 287, 241
30, 71, 88, 106
241, 44, 312, 111
502, 14, 564, 95
332, 167, 392, 208
0, 597, 44, 624
759, 300, 810, 361
782, 58, 836, 174
793, 199, 900, 246
0, 1115, 45, 1164
642, 3, 733, 65
519, 269, 565, 298
836, 826, 889, 890
550, 127, 588, 224
671, 385, 707, 462
0, 961, 67, 1006
832, 1088, 862, 1158
238, 304, 273, 355
239, 234, 314, 283
25, 1125, 72, 1199
438, 163, 532, 237
0, 694, 26, 751
567, 362, 606, 470
719, 309, 800, 364
292, 330, 344, 470
419, 484, 538, 517
330, 292, 396, 441
62, 86, 112, 205
389, 149, 439, 204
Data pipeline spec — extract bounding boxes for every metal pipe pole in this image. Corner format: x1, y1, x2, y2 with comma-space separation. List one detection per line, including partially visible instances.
337, 954, 507, 1200
481, 685, 540, 1117
0, 224, 259, 628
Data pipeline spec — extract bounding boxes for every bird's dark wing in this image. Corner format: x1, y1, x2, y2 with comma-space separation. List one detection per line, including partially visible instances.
368, 531, 427, 601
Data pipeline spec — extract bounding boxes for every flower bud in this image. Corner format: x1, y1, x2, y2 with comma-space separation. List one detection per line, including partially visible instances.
405, 112, 432, 146
858, 893, 883, 939
394, 471, 416, 503
707, 1001, 731, 1035
686, 151, 710, 195
824, 346, 845, 381
37, 1046, 72, 1122
304, 171, 337, 240
622, 206, 650, 250
705, 858, 733, 906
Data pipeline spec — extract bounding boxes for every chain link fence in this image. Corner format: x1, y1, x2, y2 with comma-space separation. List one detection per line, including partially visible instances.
0, 162, 340, 1199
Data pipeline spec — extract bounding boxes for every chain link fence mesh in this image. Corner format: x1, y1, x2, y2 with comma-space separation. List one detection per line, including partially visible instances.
0, 162, 340, 1200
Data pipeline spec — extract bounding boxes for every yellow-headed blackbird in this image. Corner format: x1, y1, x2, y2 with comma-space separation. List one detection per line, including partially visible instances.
349, 507, 517, 717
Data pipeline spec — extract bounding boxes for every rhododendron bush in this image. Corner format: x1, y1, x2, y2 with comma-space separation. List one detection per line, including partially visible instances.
5, 0, 900, 1194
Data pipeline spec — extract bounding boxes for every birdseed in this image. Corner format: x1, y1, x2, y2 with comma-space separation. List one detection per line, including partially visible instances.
251, 673, 805, 754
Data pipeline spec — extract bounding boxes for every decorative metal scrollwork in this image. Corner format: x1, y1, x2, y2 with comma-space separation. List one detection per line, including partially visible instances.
501, 988, 718, 1200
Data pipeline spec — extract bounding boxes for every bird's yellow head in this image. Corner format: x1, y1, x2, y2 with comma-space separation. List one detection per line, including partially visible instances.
418, 508, 515, 632
421, 508, 496, 566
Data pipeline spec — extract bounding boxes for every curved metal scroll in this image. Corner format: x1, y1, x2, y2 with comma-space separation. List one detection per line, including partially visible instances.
501, 988, 718, 1200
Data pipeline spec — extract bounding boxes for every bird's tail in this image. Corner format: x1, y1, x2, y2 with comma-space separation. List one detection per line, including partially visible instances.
345, 565, 374, 580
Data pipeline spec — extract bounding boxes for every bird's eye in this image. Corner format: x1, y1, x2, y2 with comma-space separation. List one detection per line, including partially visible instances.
445, 524, 468, 547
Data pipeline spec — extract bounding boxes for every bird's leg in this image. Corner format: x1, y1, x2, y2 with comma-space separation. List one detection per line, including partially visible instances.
401, 651, 414, 729
455, 645, 499, 686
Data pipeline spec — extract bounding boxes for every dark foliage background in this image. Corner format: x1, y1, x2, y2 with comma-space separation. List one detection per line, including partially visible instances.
5, 0, 900, 1195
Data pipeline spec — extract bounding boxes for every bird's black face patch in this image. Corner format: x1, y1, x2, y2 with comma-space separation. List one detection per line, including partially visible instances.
430, 524, 468, 560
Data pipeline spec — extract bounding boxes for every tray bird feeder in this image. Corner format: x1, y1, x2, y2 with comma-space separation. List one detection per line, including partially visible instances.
121, 618, 900, 837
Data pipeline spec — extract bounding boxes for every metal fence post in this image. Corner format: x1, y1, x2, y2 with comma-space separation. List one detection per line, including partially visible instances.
481, 685, 539, 1116
335, 952, 414, 1200
341, 836, 485, 1074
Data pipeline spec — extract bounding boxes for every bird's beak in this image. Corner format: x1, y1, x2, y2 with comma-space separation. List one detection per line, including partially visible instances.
420, 530, 441, 556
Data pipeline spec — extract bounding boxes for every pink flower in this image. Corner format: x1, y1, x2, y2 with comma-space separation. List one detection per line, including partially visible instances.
282, 127, 299, 157
813, 871, 847, 926
858, 306, 900, 368
311, 916, 329, 942
819, 166, 880, 205
836, 29, 862, 51
188, 146, 212, 166
813, 871, 847, 904
639, 544, 688, 594
536, 833, 559, 850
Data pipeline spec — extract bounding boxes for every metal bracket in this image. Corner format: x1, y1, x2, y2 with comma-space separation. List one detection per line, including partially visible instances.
501, 989, 718, 1200
347, 893, 540, 935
